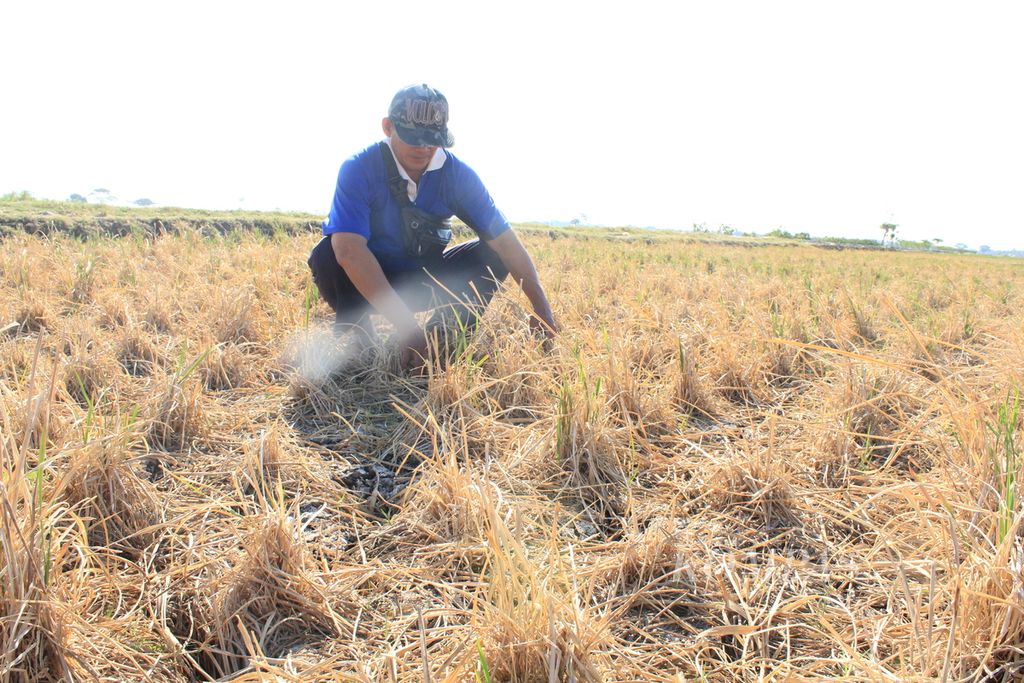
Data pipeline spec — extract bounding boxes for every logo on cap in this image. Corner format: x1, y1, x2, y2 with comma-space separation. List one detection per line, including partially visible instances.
401, 98, 446, 126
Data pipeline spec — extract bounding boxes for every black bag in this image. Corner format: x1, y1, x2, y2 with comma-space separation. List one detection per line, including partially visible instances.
379, 142, 452, 262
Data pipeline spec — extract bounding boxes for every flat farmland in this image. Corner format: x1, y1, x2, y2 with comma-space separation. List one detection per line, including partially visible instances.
2, 202, 1023, 681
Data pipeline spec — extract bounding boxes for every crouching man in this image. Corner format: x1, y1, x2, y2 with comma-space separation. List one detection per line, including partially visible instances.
308, 84, 558, 369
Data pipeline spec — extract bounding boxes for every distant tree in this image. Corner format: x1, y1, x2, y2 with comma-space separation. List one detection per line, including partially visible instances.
568, 213, 588, 227
68, 193, 87, 202
718, 224, 734, 236
955, 243, 969, 250
767, 226, 811, 240
880, 223, 898, 247
133, 198, 154, 206
88, 188, 118, 206
691, 222, 709, 233
1, 191, 33, 201
980, 245, 992, 254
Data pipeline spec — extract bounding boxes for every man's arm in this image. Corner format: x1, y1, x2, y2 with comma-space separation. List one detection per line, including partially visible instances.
330, 232, 427, 365
484, 229, 559, 337
447, 159, 555, 335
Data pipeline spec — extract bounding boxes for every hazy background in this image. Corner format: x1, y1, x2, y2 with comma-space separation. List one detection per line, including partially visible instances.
2, 1, 1021, 249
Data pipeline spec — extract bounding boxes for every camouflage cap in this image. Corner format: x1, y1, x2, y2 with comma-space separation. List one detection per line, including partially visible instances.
387, 84, 454, 148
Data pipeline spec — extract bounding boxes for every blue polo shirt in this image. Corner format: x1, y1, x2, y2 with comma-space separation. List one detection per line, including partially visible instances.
322, 142, 510, 272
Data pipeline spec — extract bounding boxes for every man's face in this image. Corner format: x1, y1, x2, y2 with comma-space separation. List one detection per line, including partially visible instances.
382, 118, 438, 177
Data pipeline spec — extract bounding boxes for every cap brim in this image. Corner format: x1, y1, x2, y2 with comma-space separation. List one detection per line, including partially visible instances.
394, 123, 454, 148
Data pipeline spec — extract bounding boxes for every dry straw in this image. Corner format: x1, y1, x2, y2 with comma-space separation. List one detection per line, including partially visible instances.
1, 224, 1023, 680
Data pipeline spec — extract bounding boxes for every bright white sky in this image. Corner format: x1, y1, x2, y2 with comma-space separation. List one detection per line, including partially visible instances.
2, 1, 1022, 249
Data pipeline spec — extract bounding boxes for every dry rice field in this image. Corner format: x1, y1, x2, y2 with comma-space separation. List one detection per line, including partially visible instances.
2, 224, 1023, 681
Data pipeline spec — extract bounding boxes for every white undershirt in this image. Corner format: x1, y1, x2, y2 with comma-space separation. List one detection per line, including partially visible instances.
383, 138, 447, 202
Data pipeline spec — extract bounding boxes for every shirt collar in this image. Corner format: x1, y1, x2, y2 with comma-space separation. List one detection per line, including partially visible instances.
383, 138, 447, 182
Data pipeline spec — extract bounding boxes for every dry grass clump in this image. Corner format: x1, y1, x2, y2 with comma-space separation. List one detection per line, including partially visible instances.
706, 334, 772, 408
57, 437, 161, 556
141, 295, 175, 334
208, 288, 266, 345
674, 340, 714, 418
237, 425, 312, 500
553, 364, 635, 517
0, 497, 79, 682
94, 289, 130, 330
432, 311, 552, 422
421, 340, 483, 410
472, 509, 613, 682
171, 510, 344, 678
397, 449, 500, 550
66, 255, 99, 305
0, 389, 83, 681
11, 301, 50, 335
843, 370, 914, 443
475, 318, 555, 418
0, 377, 65, 455
907, 394, 1024, 677
590, 517, 687, 599
820, 366, 928, 475
147, 375, 207, 450
0, 339, 33, 385
199, 341, 251, 390
63, 353, 117, 408
708, 442, 800, 529
955, 540, 1024, 675
847, 295, 881, 345
118, 328, 163, 376
602, 331, 676, 436
62, 331, 120, 406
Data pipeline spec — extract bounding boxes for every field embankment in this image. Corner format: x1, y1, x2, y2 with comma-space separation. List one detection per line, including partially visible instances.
0, 198, 322, 239
2, 200, 1024, 681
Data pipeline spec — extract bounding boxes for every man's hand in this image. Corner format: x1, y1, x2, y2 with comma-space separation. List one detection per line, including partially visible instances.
399, 327, 429, 371
529, 312, 559, 340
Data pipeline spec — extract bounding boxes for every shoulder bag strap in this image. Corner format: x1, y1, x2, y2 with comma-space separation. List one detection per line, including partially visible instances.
378, 141, 412, 208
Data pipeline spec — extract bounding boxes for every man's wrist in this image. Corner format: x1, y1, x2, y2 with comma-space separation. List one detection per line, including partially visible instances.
529, 296, 554, 323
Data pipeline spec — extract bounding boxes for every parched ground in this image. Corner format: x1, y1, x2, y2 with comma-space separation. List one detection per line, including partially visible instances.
2, 216, 1023, 682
